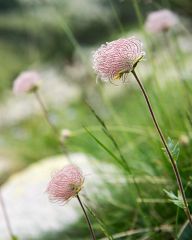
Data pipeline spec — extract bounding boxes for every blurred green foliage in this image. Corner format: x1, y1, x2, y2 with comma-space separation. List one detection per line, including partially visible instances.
0, 0, 20, 12
0, 0, 192, 239
0, 0, 191, 95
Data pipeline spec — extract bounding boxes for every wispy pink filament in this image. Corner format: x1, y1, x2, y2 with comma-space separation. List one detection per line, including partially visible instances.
13, 70, 40, 95
92, 37, 145, 82
46, 164, 84, 203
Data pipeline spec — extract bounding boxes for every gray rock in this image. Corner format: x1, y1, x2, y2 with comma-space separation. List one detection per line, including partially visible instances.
0, 153, 119, 240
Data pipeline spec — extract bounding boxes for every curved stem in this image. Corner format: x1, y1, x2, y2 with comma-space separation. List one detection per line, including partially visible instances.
34, 91, 58, 136
132, 69, 192, 226
0, 190, 14, 239
77, 195, 96, 240
34, 91, 72, 162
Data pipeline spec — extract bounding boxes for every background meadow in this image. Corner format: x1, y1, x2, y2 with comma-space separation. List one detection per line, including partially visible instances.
0, 0, 192, 239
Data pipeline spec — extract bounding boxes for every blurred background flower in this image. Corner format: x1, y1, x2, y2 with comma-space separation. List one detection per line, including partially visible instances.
145, 9, 178, 33
13, 71, 41, 94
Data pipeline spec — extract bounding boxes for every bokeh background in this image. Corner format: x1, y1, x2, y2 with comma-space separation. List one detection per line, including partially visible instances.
0, 0, 192, 239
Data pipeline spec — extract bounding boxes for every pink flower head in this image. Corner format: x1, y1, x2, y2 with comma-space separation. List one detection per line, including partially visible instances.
13, 70, 41, 95
92, 37, 145, 82
46, 164, 84, 203
145, 9, 178, 33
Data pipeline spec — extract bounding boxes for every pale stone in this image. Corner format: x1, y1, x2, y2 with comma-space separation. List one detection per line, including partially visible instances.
0, 153, 119, 240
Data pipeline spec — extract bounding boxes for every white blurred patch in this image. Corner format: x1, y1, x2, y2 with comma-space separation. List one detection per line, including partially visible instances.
0, 153, 120, 240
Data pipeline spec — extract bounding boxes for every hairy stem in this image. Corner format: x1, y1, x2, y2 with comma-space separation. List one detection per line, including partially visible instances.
132, 69, 192, 226
77, 195, 96, 240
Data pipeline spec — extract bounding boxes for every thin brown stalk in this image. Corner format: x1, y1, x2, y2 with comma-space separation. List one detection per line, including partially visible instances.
77, 194, 96, 240
132, 69, 192, 226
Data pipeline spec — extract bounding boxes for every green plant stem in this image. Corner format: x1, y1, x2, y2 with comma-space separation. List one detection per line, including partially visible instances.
85, 106, 151, 228
131, 0, 143, 30
34, 91, 58, 136
34, 90, 71, 162
132, 69, 192, 226
175, 207, 180, 240
77, 194, 96, 240
84, 203, 114, 240
86, 104, 145, 199
108, 0, 124, 33
0, 190, 15, 240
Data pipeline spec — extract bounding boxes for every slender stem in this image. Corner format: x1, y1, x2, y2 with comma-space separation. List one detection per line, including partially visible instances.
175, 207, 180, 240
132, 69, 192, 226
0, 190, 14, 239
34, 91, 72, 163
77, 194, 96, 240
34, 91, 58, 136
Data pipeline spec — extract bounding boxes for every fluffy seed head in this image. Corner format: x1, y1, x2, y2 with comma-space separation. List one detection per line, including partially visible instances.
145, 9, 178, 33
92, 37, 145, 82
13, 70, 41, 95
46, 164, 84, 203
